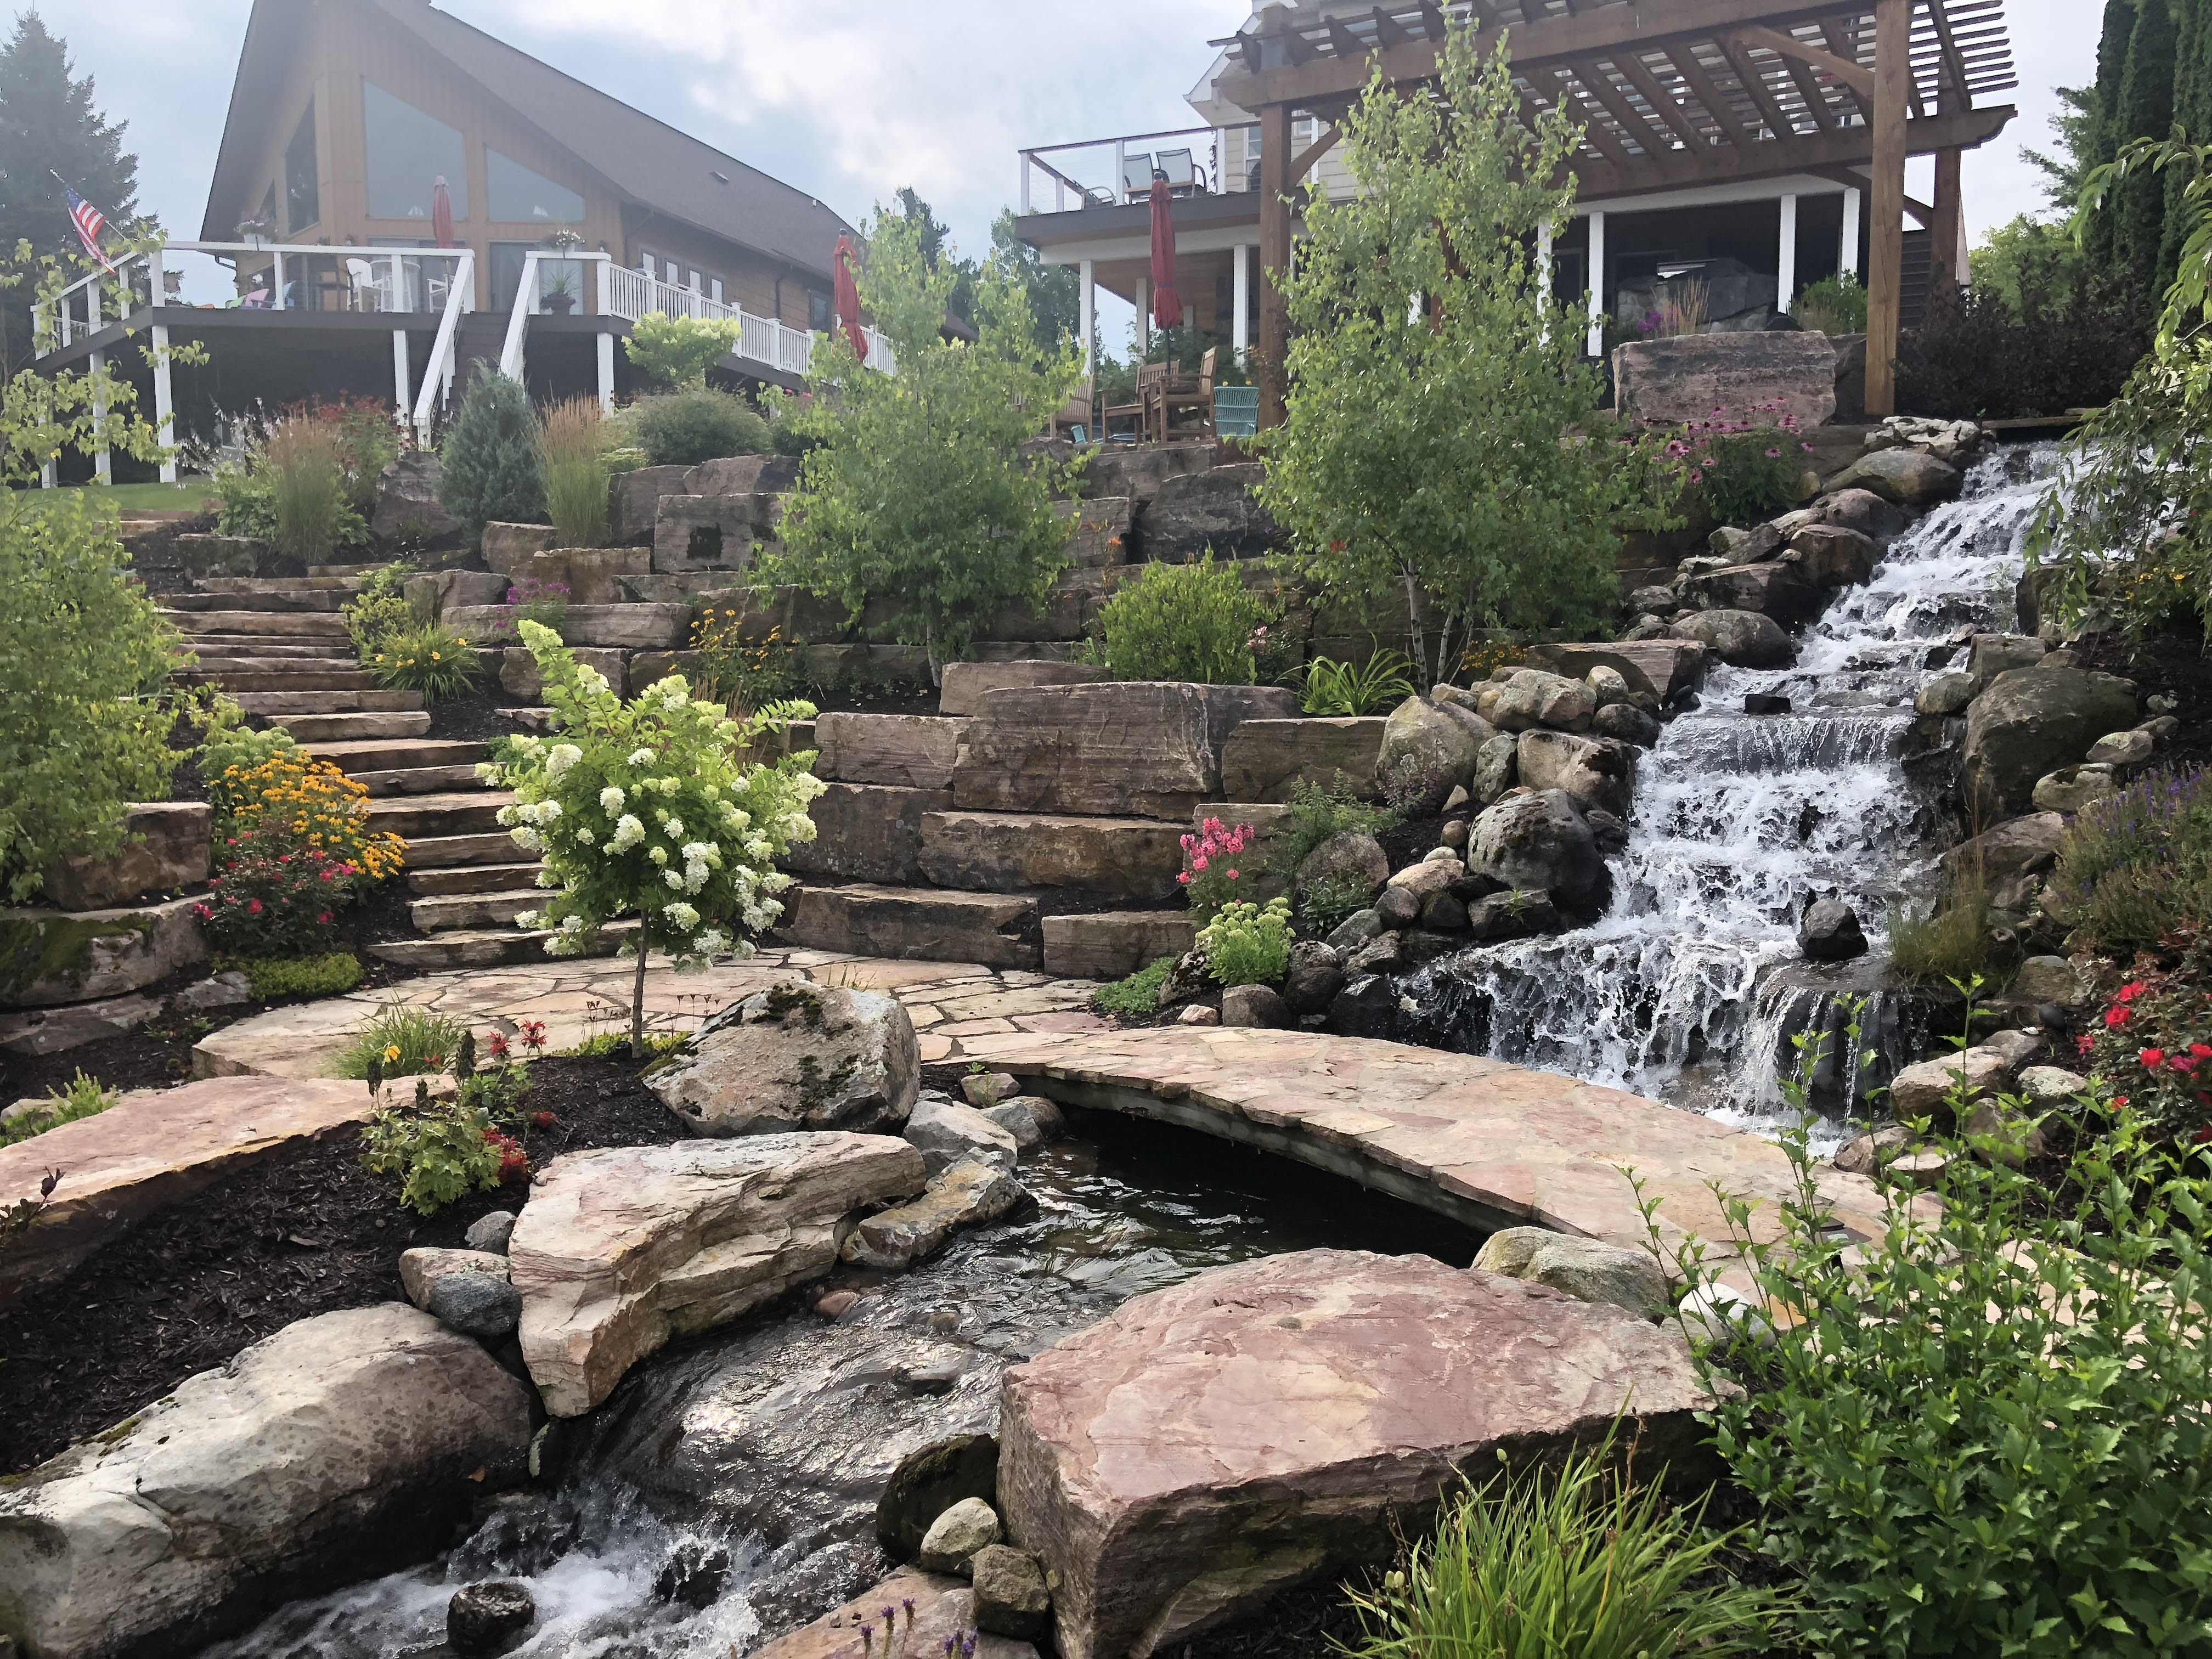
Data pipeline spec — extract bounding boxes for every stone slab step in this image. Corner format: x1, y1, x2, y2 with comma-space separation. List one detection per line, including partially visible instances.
918, 810, 1185, 902
406, 861, 544, 896
350, 764, 491, 797
301, 737, 488, 772
182, 670, 380, 694
266, 710, 432, 742
197, 575, 364, 594
230, 689, 427, 715
166, 590, 349, 613
176, 639, 346, 660
367, 791, 514, 838
163, 610, 350, 638
1041, 911, 1198, 980
307, 563, 382, 577
400, 832, 525, 869
365, 922, 631, 971
176, 657, 363, 678
780, 883, 1039, 970
410, 888, 548, 933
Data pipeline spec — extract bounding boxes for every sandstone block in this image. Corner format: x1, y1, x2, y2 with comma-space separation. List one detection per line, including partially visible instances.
746, 1567, 1038, 1659
1, 895, 207, 1011
499, 645, 626, 701
1057, 496, 1135, 566
687, 454, 801, 496
174, 534, 263, 579
1678, 559, 1820, 627
1220, 718, 1386, 803
40, 803, 211, 912
651, 983, 920, 1136
1889, 1046, 2014, 1121
919, 812, 1186, 901
904, 1096, 1019, 1177
783, 783, 948, 885
781, 884, 1040, 969
479, 522, 558, 566
510, 1133, 926, 1414
939, 660, 1108, 717
608, 465, 693, 545
816, 713, 970, 789
840, 1157, 1026, 1270
1042, 912, 1195, 980
447, 602, 689, 650
651, 493, 780, 573
1078, 443, 1210, 501
485, 546, 651, 605
1525, 641, 1707, 703
1132, 466, 1276, 563
1612, 331, 1839, 430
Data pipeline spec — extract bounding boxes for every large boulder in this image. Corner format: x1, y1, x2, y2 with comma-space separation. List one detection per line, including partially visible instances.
997, 1250, 1717, 1659
1377, 695, 1496, 812
1939, 812, 2067, 897
1677, 559, 1820, 627
370, 451, 461, 543
1057, 495, 1136, 566
1220, 718, 1386, 803
687, 453, 802, 496
0, 1305, 531, 1659
1476, 669, 1598, 733
482, 545, 651, 604
904, 1094, 1020, 1177
39, 803, 211, 912
1672, 608, 1792, 668
1466, 790, 1604, 906
1611, 330, 1839, 430
1825, 446, 1962, 506
1962, 668, 2139, 821
1781, 523, 1877, 587
953, 682, 1298, 820
1041, 912, 1196, 980
652, 984, 919, 1136
1, 895, 206, 1011
1513, 731, 1633, 818
1293, 831, 1390, 913
782, 782, 947, 886
608, 465, 693, 545
816, 713, 970, 790
499, 644, 627, 702
1525, 641, 1707, 703
510, 1133, 926, 1415
651, 492, 781, 573
1132, 465, 1277, 563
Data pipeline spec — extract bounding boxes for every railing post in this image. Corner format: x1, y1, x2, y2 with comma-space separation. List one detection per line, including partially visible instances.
390, 250, 406, 312
151, 324, 178, 484
1020, 153, 1031, 216
88, 347, 112, 484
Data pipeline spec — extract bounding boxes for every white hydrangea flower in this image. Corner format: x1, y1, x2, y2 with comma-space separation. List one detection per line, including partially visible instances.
538, 799, 562, 821
514, 909, 545, 930
683, 864, 709, 894
546, 743, 583, 780
560, 914, 586, 934
681, 841, 719, 867
629, 748, 657, 768
610, 814, 646, 853
694, 928, 729, 956
649, 845, 669, 866
660, 686, 689, 712
495, 804, 518, 827
665, 902, 700, 932
663, 868, 685, 890
660, 816, 684, 839
511, 827, 545, 853
574, 826, 596, 845
600, 785, 626, 813
578, 666, 610, 695
536, 868, 558, 887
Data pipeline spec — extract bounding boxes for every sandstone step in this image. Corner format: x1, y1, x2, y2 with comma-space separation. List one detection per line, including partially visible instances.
780, 883, 1039, 970
405, 861, 544, 896
368, 791, 515, 838
409, 889, 548, 933
163, 610, 350, 638
365, 922, 630, 971
348, 764, 493, 797
166, 590, 349, 613
183, 670, 379, 694
399, 832, 526, 869
1041, 911, 1198, 980
918, 810, 1184, 901
301, 737, 489, 773
307, 563, 383, 577
176, 639, 346, 660
196, 575, 364, 594
267, 710, 432, 742
176, 657, 363, 678
230, 689, 426, 715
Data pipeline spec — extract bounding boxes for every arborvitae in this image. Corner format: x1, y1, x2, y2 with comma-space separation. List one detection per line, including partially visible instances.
2113, 0, 2179, 275
2085, 0, 2142, 261
436, 368, 544, 547
2164, 0, 2207, 292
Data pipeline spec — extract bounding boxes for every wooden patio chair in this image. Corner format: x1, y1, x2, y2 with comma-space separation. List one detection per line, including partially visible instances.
1134, 360, 1176, 444
1050, 379, 1096, 441
1156, 347, 1216, 442
1103, 365, 1158, 443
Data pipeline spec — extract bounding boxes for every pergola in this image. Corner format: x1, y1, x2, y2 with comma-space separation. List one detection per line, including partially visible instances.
1211, 0, 2017, 424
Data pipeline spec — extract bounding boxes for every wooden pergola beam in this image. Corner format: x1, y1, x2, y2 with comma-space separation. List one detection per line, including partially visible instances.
1729, 24, 1875, 95
1714, 33, 1799, 138
1663, 43, 1762, 145
1561, 103, 2009, 200
1568, 59, 1681, 157
1613, 50, 1720, 151
1816, 17, 1877, 125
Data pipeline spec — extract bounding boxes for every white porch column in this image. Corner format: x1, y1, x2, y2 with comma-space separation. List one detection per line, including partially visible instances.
392, 329, 412, 421
1080, 257, 1096, 375
88, 347, 112, 484
151, 325, 177, 484
1137, 275, 1150, 353
1841, 187, 1863, 279
1778, 194, 1799, 314
597, 331, 616, 414
1584, 210, 1606, 358
1232, 242, 1251, 363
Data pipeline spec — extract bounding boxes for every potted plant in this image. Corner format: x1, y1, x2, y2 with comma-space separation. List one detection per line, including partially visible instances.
543, 224, 584, 252
236, 217, 274, 250
543, 270, 578, 315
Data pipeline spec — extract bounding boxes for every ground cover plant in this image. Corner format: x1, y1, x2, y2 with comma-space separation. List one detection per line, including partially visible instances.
368, 621, 482, 702
1088, 554, 1273, 685
2046, 765, 2212, 955
1093, 956, 1174, 1020
0, 1070, 120, 1148
1197, 896, 1294, 987
216, 951, 363, 1000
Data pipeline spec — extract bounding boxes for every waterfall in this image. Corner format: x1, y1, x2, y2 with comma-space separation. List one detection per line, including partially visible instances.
1404, 442, 2061, 1141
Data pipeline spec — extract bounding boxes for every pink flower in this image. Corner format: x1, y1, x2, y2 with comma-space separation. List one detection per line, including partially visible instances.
1192, 854, 1209, 872
248, 899, 263, 915
1224, 868, 1239, 881
1765, 448, 1781, 459
1177, 871, 1192, 885
1689, 470, 1703, 484
1801, 442, 1815, 453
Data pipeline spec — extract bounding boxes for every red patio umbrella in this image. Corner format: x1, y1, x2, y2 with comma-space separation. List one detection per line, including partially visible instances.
834, 234, 868, 362
1148, 178, 1184, 332
431, 176, 455, 248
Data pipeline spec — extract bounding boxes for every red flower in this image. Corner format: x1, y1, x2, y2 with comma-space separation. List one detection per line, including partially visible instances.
2142, 1048, 2168, 1068
487, 1032, 511, 1060
2106, 1005, 2132, 1029
247, 899, 263, 915
2197, 1124, 2212, 1143
531, 1110, 556, 1128
1176, 871, 1191, 885
518, 1020, 547, 1050
2117, 981, 2149, 1003
2192, 1043, 2211, 1059
317, 910, 333, 925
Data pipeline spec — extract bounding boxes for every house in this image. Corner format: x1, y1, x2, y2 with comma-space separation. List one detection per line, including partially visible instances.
1015, 0, 2017, 423
37, 0, 872, 482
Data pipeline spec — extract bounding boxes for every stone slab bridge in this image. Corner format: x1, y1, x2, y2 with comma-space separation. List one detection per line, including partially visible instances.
956, 1025, 1894, 1265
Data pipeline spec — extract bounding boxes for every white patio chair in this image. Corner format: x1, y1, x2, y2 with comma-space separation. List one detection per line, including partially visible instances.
346, 257, 395, 313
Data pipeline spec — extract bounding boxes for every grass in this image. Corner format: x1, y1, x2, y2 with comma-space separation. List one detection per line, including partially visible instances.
538, 396, 610, 548
1093, 957, 1174, 1020
2, 1070, 122, 1147
335, 1002, 469, 1080
8, 480, 217, 517
216, 952, 363, 1001
1886, 874, 2014, 985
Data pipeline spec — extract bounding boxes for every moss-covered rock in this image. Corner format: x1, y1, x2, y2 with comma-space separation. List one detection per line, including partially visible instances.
0, 896, 206, 1009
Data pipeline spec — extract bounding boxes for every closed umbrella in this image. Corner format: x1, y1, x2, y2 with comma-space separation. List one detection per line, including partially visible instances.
834, 234, 868, 362
431, 176, 454, 248
1148, 178, 1183, 332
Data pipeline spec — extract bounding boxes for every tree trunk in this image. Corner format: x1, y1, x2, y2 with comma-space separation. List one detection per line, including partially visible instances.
1402, 568, 1431, 689
630, 916, 650, 1057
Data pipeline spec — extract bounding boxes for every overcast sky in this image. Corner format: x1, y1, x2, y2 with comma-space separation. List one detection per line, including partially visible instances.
63, 0, 2090, 336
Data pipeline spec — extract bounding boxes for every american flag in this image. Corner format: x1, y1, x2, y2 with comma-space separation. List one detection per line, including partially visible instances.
67, 187, 114, 270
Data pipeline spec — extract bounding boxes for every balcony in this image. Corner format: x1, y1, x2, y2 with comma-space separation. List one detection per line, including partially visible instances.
1018, 122, 1262, 216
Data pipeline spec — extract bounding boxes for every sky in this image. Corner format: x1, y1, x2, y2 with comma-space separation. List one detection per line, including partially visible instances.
59, 0, 2091, 337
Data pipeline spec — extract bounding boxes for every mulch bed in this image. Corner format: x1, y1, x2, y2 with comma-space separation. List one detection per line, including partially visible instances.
2074, 629, 2212, 777
0, 1052, 680, 1474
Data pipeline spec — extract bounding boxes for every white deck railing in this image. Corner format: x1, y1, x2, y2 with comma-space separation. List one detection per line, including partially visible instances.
598, 261, 893, 376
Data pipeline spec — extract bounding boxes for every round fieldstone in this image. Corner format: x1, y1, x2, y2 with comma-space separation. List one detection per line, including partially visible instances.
1798, 898, 1867, 962
426, 1270, 523, 1340
971, 1544, 1053, 1639
876, 1433, 1000, 1561
917, 1496, 1002, 1573
464, 1211, 517, 1254
448, 1581, 534, 1655
1282, 941, 1346, 1015
1221, 984, 1291, 1029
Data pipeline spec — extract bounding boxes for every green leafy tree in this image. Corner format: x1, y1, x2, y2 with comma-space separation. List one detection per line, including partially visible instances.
2114, 0, 2180, 279
0, 493, 184, 900
760, 204, 1085, 681
0, 12, 138, 374
438, 368, 543, 546
1256, 23, 1648, 685
990, 208, 1081, 354
1971, 214, 2089, 317
896, 187, 977, 325
622, 313, 742, 389
484, 621, 825, 1048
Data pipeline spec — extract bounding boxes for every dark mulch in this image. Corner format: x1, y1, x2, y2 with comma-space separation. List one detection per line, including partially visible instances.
428, 683, 538, 744
2074, 629, 2212, 776
1169, 1576, 1374, 1659
0, 1052, 681, 1474
811, 685, 941, 717
1375, 808, 1448, 873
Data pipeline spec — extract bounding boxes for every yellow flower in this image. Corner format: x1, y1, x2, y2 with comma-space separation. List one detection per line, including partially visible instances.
383, 1044, 401, 1063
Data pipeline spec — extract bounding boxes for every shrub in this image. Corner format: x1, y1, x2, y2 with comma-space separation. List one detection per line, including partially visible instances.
0, 1070, 119, 1147
1093, 956, 1174, 1020
1660, 400, 1813, 528
438, 369, 544, 546
633, 387, 770, 468
0, 495, 185, 901
1792, 270, 1867, 334
2047, 767, 2212, 954
1301, 651, 1413, 715
211, 448, 277, 539
1298, 870, 1374, 939
1342, 1435, 1783, 1659
368, 623, 483, 703
311, 393, 403, 515
341, 561, 419, 661
218, 951, 363, 1000
691, 612, 815, 713
538, 396, 610, 548
194, 834, 368, 954
493, 578, 571, 644
1178, 816, 1262, 924
1197, 896, 1294, 986
1269, 778, 1398, 881
1657, 1010, 2212, 1657
266, 416, 366, 563
218, 751, 404, 880
1092, 555, 1271, 684
482, 620, 826, 1046
1898, 264, 2151, 422
1884, 874, 2011, 985
623, 313, 743, 388
2078, 935, 2212, 1141
336, 1002, 469, 1080
361, 1093, 520, 1215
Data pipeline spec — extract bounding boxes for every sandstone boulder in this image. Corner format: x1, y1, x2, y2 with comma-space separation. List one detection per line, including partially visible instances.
175, 534, 263, 579
687, 453, 801, 496
904, 1095, 1020, 1177
1294, 831, 1389, 913
939, 660, 1108, 717
499, 644, 626, 702
816, 713, 969, 789
652, 984, 919, 1137
972, 1545, 1053, 1639
1377, 695, 1494, 812
1678, 558, 1820, 627
1672, 608, 1792, 668
1133, 466, 1276, 563
1080, 442, 1211, 501
1916, 673, 1977, 716
1940, 812, 2066, 896
608, 465, 693, 545
478, 522, 557, 566
842, 1158, 1027, 1270
0, 1305, 530, 1659
918, 1496, 1003, 1574
1475, 669, 1597, 733
781, 884, 1039, 970
1041, 912, 1195, 980
651, 493, 780, 573
1825, 446, 1962, 505
1468, 790, 1603, 906
747, 1566, 1039, 1659
1514, 731, 1633, 818
1221, 718, 1386, 803
919, 812, 1185, 901
1057, 495, 1135, 566
40, 804, 212, 912
1612, 331, 1839, 429
782, 782, 947, 887
2033, 763, 2123, 815
997, 1250, 1717, 1659
2010, 956, 2088, 1006
1962, 668, 2138, 820
1, 894, 207, 1011
1472, 1227, 1669, 1318
510, 1133, 925, 1414
1525, 641, 1706, 703
484, 545, 651, 605
1783, 524, 1877, 587
1890, 1046, 2015, 1121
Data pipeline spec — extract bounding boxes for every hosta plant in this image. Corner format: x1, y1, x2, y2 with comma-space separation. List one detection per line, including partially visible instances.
483, 619, 826, 1048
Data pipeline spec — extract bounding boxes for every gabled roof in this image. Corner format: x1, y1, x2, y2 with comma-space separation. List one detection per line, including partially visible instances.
203, 0, 854, 277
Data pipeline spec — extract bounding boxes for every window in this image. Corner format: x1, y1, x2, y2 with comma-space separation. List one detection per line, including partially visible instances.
489, 242, 534, 312
485, 146, 585, 225
689, 269, 703, 293
807, 288, 831, 331
640, 249, 658, 280
709, 277, 724, 304
283, 102, 318, 232
363, 81, 466, 220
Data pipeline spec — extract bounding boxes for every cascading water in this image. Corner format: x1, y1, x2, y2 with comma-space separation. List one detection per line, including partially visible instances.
1404, 442, 2062, 1139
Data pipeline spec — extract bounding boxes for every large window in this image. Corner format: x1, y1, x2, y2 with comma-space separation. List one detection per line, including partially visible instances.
363, 81, 466, 221
284, 102, 318, 232
486, 148, 585, 225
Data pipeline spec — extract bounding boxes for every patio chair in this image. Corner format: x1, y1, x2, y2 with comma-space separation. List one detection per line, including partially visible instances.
1121, 153, 1154, 202
1050, 380, 1096, 440
1156, 149, 1199, 197
1102, 367, 1154, 443
345, 257, 395, 313
1136, 360, 1177, 444
1158, 347, 1216, 442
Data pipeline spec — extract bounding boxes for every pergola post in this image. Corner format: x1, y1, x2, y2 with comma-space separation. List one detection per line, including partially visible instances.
1585, 210, 1607, 357
1930, 148, 1964, 292
1080, 257, 1096, 375
1778, 194, 1798, 313
1257, 96, 1293, 427
152, 325, 178, 484
1232, 242, 1251, 365
1842, 187, 1863, 279
1865, 0, 1910, 417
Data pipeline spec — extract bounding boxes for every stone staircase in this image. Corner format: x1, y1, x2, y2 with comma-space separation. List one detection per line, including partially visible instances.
165, 572, 603, 971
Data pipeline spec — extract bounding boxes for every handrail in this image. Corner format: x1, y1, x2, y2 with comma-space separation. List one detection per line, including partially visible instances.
412, 249, 476, 438
1019, 121, 1260, 212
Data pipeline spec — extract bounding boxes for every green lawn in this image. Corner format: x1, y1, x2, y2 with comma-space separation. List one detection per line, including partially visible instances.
10, 479, 219, 517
